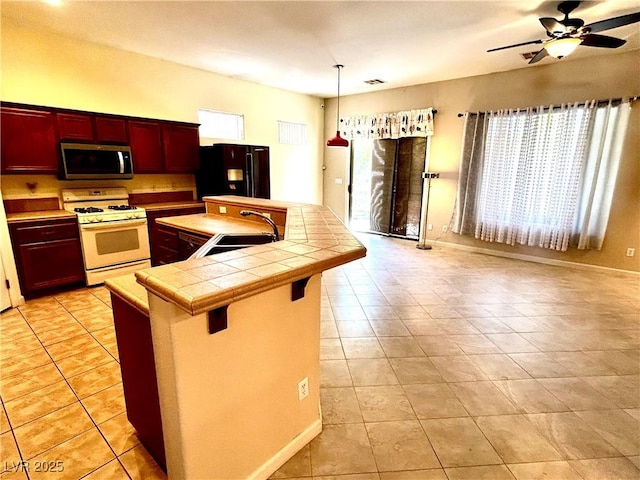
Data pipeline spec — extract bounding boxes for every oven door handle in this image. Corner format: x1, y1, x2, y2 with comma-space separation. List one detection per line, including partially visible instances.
81, 219, 147, 230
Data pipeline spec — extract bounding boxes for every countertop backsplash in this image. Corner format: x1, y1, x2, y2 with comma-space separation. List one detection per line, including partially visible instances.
0, 173, 197, 202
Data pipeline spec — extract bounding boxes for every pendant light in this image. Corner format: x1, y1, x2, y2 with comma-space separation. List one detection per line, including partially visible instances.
326, 64, 349, 148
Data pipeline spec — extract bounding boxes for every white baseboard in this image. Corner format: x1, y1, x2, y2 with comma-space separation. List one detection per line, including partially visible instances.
432, 240, 640, 277
248, 417, 322, 480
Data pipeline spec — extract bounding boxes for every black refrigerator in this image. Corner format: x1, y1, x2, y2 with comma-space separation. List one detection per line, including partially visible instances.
196, 144, 270, 199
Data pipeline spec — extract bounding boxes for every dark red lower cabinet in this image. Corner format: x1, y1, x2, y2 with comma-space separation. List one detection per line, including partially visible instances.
111, 294, 166, 471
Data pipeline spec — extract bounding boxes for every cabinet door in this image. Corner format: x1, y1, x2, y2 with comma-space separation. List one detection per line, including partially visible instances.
162, 124, 200, 173
147, 206, 206, 266
111, 295, 166, 470
95, 116, 128, 143
151, 226, 179, 266
129, 120, 163, 173
1, 107, 59, 174
16, 238, 85, 294
57, 113, 94, 141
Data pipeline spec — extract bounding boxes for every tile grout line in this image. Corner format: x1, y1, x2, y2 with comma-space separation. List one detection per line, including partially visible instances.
8, 291, 124, 478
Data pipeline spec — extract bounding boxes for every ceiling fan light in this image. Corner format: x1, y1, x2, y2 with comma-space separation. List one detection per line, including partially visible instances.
545, 37, 582, 58
327, 131, 349, 147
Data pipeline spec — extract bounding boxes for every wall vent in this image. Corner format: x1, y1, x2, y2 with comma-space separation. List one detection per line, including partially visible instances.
364, 79, 386, 85
520, 51, 540, 61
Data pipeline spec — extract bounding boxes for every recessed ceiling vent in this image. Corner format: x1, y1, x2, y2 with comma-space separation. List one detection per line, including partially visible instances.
521, 51, 540, 61
364, 79, 386, 85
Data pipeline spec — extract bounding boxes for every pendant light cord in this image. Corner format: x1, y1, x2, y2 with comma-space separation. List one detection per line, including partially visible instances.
326, 64, 348, 147
334, 64, 343, 131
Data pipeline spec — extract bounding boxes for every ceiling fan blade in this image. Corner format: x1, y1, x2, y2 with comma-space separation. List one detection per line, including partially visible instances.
540, 17, 566, 35
528, 48, 549, 64
487, 39, 543, 52
580, 33, 626, 48
585, 12, 640, 33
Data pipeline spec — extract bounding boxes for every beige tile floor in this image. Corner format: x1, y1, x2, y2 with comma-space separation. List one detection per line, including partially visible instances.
1, 233, 639, 479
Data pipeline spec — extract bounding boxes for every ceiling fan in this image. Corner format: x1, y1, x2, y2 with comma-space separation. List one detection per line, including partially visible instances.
488, 1, 640, 64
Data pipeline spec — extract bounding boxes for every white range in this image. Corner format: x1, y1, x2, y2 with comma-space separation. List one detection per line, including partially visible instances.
62, 187, 151, 285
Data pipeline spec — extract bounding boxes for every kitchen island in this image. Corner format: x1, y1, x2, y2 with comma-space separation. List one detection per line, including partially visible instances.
105, 195, 366, 480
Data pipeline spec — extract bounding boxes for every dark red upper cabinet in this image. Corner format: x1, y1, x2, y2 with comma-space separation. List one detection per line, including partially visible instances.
56, 112, 94, 141
1, 102, 199, 175
162, 124, 200, 173
1, 107, 59, 174
129, 120, 164, 173
95, 116, 128, 144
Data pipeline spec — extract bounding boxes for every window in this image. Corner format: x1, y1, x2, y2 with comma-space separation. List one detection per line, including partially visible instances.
278, 121, 307, 145
453, 100, 630, 251
197, 109, 244, 140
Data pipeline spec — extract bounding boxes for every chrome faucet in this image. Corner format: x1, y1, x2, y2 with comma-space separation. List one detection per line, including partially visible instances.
239, 210, 279, 241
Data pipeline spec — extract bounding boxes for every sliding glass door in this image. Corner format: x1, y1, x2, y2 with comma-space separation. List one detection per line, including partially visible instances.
349, 137, 426, 239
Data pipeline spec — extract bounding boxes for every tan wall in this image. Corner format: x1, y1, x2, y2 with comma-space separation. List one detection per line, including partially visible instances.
323, 50, 640, 271
0, 21, 325, 205
148, 276, 322, 479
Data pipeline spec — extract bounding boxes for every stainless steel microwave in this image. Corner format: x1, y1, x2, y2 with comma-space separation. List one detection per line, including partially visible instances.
60, 143, 134, 180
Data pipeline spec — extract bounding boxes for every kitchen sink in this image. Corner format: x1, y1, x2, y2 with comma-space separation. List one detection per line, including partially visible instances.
214, 233, 276, 246
188, 232, 276, 259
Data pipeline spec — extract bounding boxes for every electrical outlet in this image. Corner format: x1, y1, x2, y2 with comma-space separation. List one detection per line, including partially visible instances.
298, 377, 309, 401
441, 225, 448, 233
219, 206, 227, 214
262, 212, 271, 219
428, 223, 433, 231
626, 248, 635, 257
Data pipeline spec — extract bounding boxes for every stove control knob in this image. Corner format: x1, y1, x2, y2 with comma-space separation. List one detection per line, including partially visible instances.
97, 217, 103, 222
89, 217, 97, 223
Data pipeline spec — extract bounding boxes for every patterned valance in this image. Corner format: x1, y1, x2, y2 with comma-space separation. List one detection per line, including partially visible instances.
340, 107, 434, 139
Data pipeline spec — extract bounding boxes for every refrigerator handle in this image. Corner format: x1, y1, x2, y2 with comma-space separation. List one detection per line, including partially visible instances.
246, 152, 254, 197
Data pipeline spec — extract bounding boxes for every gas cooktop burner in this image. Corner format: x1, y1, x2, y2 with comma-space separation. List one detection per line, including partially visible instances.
74, 207, 104, 214
108, 205, 138, 211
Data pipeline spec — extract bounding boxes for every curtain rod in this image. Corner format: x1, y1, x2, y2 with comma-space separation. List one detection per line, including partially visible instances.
457, 96, 636, 117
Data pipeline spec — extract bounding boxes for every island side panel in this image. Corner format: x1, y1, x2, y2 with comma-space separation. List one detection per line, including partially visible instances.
148, 274, 322, 480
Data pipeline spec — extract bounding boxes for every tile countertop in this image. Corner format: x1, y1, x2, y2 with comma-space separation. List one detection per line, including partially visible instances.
155, 213, 273, 238
6, 210, 77, 223
118, 196, 367, 317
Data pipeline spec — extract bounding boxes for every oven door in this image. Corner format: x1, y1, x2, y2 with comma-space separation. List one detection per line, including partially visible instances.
79, 218, 151, 270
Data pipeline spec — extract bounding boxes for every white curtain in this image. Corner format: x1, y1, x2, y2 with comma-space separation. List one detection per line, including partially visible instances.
452, 100, 630, 252
574, 101, 630, 249
341, 108, 434, 139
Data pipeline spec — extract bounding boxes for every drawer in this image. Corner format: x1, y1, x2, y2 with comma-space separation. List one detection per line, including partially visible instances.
153, 226, 179, 250
154, 245, 179, 265
11, 220, 79, 244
